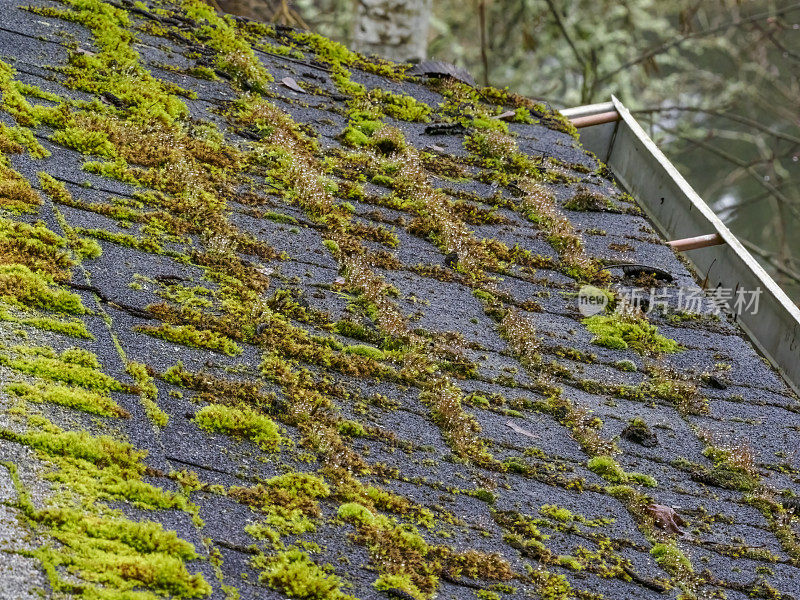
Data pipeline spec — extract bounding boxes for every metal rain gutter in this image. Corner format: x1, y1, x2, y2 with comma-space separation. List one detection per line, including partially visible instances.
561, 96, 800, 395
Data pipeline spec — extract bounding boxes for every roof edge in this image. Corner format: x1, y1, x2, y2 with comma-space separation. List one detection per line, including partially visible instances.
567, 96, 800, 396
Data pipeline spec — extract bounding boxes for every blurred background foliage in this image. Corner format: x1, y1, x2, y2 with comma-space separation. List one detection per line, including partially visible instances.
225, 0, 800, 300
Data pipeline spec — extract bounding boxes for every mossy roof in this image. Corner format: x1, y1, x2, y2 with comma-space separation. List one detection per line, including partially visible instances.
0, 1, 799, 599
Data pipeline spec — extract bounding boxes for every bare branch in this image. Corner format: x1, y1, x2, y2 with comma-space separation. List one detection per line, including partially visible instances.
632, 106, 800, 146
739, 238, 800, 285
671, 132, 800, 222
543, 0, 584, 69
597, 3, 800, 85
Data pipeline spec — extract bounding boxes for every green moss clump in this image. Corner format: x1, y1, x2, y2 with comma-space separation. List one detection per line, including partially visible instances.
338, 502, 375, 524
51, 126, 116, 158
187, 65, 217, 80
0, 101, 43, 211
628, 472, 658, 487
563, 187, 612, 211
375, 90, 430, 122
126, 361, 169, 427
539, 504, 573, 522
194, 404, 282, 451
267, 472, 330, 500
557, 555, 584, 571
74, 227, 163, 254
644, 369, 705, 416
182, 0, 274, 94
5, 444, 194, 600
0, 213, 74, 276
4, 414, 187, 511
340, 122, 407, 156
15, 427, 144, 472
0, 121, 49, 158
27, 0, 188, 124
252, 548, 350, 600
587, 455, 626, 483
369, 126, 407, 155
374, 573, 425, 600
0, 265, 85, 314
28, 507, 211, 598
650, 542, 692, 573
614, 359, 637, 372
337, 420, 366, 437
338, 498, 512, 596
341, 126, 371, 147
264, 211, 299, 225
135, 323, 242, 356
0, 306, 93, 339
583, 313, 680, 355
28, 316, 93, 339
695, 437, 760, 492
61, 347, 101, 369
0, 348, 123, 392
6, 381, 129, 418
343, 344, 384, 361
588, 456, 657, 487
0, 173, 42, 213
322, 239, 341, 255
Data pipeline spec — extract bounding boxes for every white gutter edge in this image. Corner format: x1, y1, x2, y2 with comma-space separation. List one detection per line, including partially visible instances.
559, 101, 615, 119
564, 96, 800, 396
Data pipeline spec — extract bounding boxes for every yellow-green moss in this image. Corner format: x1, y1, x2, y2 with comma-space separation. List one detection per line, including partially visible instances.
29, 0, 188, 124
338, 500, 513, 597
127, 361, 169, 427
374, 573, 425, 600
6, 381, 129, 418
194, 404, 282, 451
252, 548, 351, 600
135, 323, 242, 356
181, 0, 274, 94
0, 265, 85, 314
650, 542, 692, 573
74, 227, 163, 254
583, 313, 680, 354
0, 305, 93, 339
343, 344, 384, 361
0, 347, 122, 392
587, 456, 657, 487
29, 507, 211, 598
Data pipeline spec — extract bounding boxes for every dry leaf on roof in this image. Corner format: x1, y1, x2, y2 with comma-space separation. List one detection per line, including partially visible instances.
505, 420, 537, 439
646, 503, 686, 534
281, 77, 305, 93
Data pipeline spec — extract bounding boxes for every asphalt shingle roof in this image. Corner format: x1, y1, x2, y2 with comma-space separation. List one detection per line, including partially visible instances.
0, 1, 799, 599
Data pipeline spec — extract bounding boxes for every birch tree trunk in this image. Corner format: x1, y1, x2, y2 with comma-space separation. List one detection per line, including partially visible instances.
351, 0, 432, 63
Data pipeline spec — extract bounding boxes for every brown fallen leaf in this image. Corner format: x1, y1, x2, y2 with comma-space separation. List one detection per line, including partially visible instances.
505, 420, 537, 439
491, 110, 517, 121
646, 503, 686, 534
281, 76, 305, 94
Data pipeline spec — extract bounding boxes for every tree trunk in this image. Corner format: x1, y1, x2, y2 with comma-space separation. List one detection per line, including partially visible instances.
352, 0, 432, 63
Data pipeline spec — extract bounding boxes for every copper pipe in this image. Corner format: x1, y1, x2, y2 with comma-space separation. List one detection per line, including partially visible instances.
570, 110, 620, 128
667, 233, 725, 252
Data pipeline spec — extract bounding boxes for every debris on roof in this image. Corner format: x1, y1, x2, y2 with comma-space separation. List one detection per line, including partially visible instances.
0, 1, 799, 599
408, 60, 477, 87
